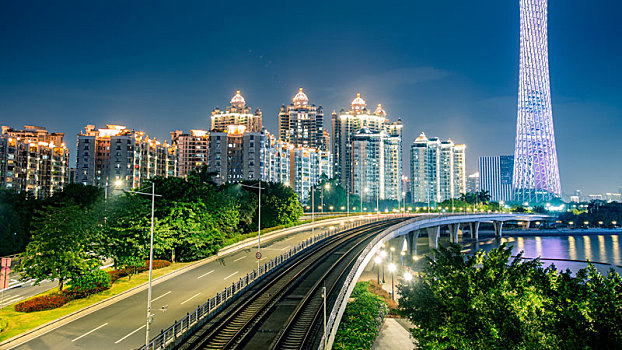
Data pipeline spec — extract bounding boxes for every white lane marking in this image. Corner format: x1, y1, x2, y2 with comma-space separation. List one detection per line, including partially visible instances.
1, 295, 23, 304
152, 291, 171, 302
223, 271, 239, 280
180, 292, 201, 305
233, 256, 246, 262
197, 270, 215, 279
280, 246, 291, 251
71, 323, 108, 342
115, 325, 145, 344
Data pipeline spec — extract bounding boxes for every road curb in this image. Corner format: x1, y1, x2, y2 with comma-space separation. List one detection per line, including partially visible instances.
0, 215, 361, 349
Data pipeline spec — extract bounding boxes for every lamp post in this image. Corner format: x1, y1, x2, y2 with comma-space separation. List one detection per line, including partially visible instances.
379, 250, 387, 283
322, 183, 330, 214
124, 183, 162, 348
104, 179, 123, 200
374, 256, 382, 284
239, 182, 264, 269
388, 263, 396, 300
346, 184, 350, 218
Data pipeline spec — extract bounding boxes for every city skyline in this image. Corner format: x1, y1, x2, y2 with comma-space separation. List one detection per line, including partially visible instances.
1, 1, 620, 195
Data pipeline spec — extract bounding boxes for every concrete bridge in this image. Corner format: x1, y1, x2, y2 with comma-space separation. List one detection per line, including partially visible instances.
324, 213, 547, 349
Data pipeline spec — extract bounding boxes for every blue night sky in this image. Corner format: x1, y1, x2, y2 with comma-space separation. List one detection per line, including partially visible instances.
1, 1, 620, 196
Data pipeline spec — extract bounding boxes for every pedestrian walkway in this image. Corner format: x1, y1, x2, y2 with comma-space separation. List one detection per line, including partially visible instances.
372, 317, 415, 350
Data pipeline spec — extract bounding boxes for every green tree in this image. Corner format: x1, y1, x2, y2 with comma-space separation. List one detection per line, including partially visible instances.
19, 204, 100, 291
399, 243, 622, 349
102, 196, 151, 276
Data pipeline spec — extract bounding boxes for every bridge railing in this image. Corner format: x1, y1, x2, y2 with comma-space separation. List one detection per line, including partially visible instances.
141, 214, 401, 350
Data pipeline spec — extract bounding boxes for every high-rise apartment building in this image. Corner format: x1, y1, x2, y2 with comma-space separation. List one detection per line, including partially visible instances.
0, 125, 69, 198
76, 125, 176, 190
410, 132, 465, 204
278, 88, 325, 150
466, 172, 480, 193
211, 91, 262, 132
332, 94, 388, 190
208, 125, 262, 185
170, 129, 209, 177
352, 129, 386, 204
513, 0, 561, 203
479, 155, 514, 203
290, 147, 332, 203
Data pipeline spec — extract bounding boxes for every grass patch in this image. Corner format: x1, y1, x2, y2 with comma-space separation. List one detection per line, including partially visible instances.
0, 262, 190, 342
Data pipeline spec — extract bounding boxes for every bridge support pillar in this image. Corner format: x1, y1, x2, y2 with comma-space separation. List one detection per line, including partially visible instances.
427, 226, 441, 249
469, 222, 480, 240
408, 230, 420, 256
493, 221, 504, 238
448, 224, 460, 244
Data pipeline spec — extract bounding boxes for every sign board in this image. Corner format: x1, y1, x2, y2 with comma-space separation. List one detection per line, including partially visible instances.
0, 258, 10, 289
255, 252, 262, 260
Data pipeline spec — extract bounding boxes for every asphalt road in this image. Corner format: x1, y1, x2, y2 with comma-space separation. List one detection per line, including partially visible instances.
10, 217, 372, 350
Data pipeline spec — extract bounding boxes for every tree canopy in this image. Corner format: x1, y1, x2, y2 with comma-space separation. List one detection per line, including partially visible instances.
399, 243, 622, 349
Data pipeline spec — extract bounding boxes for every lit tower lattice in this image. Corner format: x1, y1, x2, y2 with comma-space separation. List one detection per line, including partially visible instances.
513, 0, 561, 203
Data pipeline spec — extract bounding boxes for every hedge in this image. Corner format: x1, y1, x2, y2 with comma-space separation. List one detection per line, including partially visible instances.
333, 281, 388, 350
16, 260, 171, 313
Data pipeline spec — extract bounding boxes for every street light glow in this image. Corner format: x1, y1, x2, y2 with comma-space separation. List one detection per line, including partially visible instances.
388, 263, 396, 272
404, 272, 413, 281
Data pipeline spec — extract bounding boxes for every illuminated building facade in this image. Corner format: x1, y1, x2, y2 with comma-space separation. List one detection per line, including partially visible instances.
170, 129, 209, 177
332, 95, 398, 192
466, 172, 480, 193
410, 132, 465, 205
480, 155, 514, 202
208, 125, 262, 185
261, 132, 291, 185
278, 88, 326, 150
0, 125, 69, 198
211, 90, 263, 132
76, 124, 176, 190
513, 0, 561, 203
290, 147, 332, 203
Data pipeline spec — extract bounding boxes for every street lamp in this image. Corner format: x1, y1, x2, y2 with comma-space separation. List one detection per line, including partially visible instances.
388, 263, 396, 300
379, 250, 387, 283
104, 179, 124, 200
124, 183, 162, 348
404, 271, 413, 282
239, 182, 265, 269
374, 256, 382, 284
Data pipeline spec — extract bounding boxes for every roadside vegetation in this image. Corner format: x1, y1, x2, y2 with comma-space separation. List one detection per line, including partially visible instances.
1, 167, 301, 312
398, 243, 622, 349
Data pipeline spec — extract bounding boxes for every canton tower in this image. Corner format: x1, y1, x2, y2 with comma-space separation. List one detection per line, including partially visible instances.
513, 0, 561, 203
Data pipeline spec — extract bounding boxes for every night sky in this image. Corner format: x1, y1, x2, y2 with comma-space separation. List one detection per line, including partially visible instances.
1, 1, 620, 196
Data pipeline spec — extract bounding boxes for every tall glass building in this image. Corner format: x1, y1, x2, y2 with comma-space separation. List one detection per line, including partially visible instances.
513, 0, 561, 203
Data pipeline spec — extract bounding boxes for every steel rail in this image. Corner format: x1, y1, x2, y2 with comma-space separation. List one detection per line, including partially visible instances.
182, 220, 395, 350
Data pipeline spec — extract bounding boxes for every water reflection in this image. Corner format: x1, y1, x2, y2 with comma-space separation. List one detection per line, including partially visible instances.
535, 237, 543, 257
612, 235, 620, 265
584, 236, 592, 261
568, 236, 577, 261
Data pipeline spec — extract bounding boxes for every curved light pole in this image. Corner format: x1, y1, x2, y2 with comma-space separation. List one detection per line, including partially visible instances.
124, 183, 162, 348
239, 182, 264, 269
374, 256, 382, 284
388, 263, 396, 300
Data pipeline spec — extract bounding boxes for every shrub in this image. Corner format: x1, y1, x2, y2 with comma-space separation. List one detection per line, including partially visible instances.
15, 293, 69, 313
333, 281, 388, 350
137, 260, 171, 273
70, 270, 111, 293
66, 270, 111, 299
107, 269, 129, 283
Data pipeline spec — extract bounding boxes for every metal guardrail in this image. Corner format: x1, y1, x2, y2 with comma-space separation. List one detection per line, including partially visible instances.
140, 214, 403, 350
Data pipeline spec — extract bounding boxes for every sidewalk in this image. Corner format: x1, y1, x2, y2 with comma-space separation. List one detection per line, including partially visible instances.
372, 318, 415, 350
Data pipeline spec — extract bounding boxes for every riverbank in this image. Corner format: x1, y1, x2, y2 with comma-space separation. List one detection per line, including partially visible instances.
483, 228, 622, 237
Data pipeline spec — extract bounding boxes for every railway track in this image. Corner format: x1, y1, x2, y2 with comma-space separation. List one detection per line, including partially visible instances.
177, 219, 402, 350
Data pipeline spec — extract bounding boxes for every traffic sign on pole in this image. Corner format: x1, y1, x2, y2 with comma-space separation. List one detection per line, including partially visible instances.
255, 252, 262, 260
